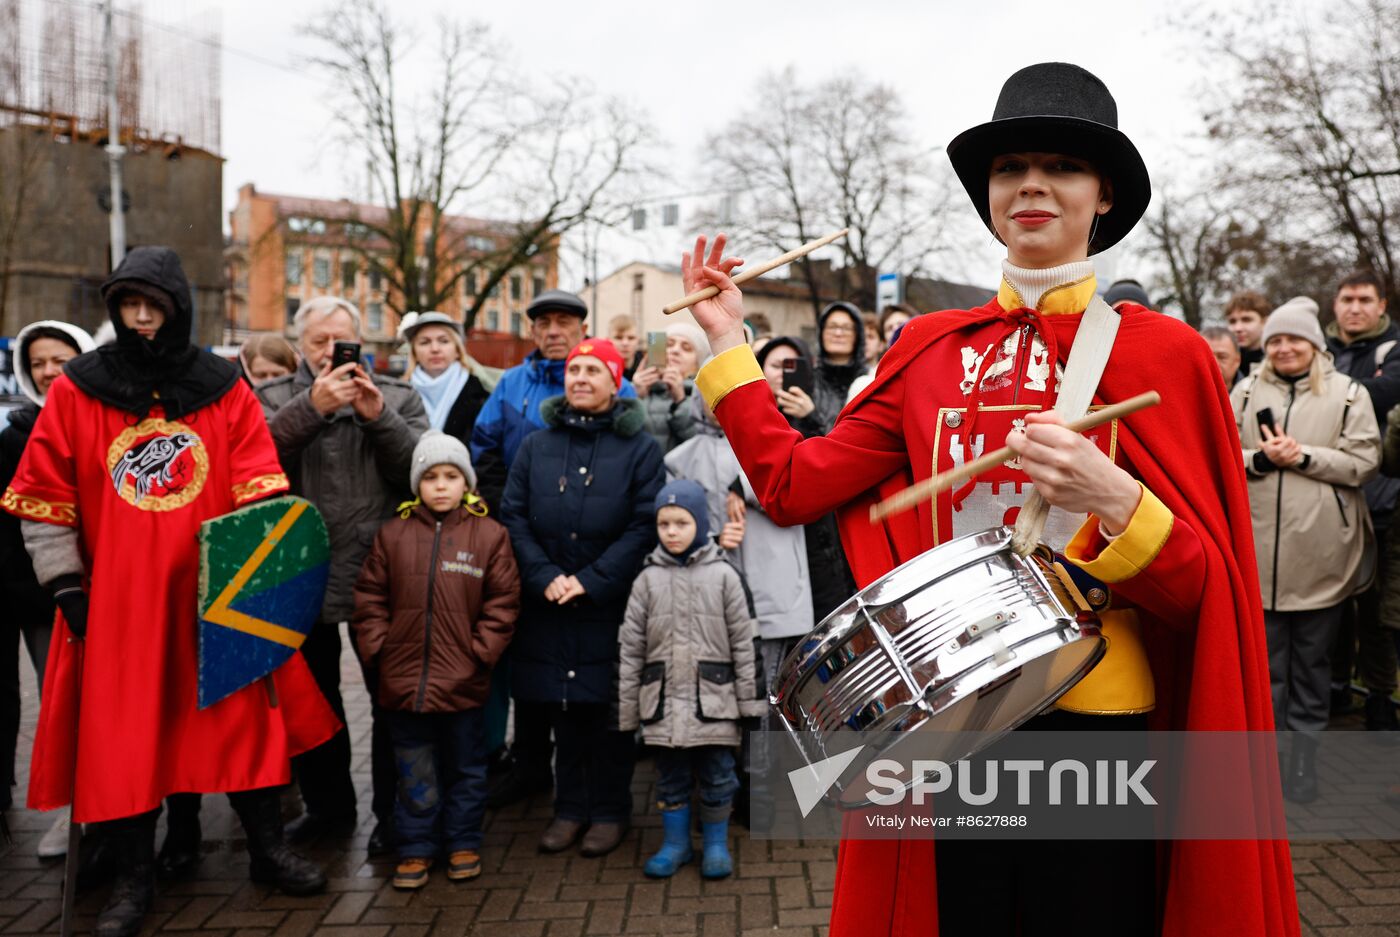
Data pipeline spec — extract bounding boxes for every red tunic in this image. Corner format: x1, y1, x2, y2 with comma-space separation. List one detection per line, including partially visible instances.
704, 299, 1298, 936
2, 376, 340, 822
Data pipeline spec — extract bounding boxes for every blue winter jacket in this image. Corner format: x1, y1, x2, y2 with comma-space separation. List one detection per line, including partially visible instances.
501, 395, 664, 706
470, 350, 635, 471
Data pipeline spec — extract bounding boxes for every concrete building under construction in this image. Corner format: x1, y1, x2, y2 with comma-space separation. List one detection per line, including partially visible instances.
0, 0, 224, 344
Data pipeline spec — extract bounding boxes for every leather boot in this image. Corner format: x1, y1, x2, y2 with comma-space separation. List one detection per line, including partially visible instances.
1286, 736, 1319, 804
538, 817, 586, 853
579, 820, 628, 858
157, 793, 203, 877
94, 812, 156, 937
230, 788, 327, 895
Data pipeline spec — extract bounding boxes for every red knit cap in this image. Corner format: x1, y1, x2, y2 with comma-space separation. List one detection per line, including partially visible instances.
566, 338, 625, 389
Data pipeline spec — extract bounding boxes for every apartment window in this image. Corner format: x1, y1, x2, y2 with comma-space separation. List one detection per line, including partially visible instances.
463, 271, 476, 301
488, 279, 500, 299
662, 203, 679, 226
369, 266, 382, 291
532, 275, 545, 297
487, 308, 499, 332
313, 253, 331, 289
510, 274, 523, 301
465, 235, 494, 252
344, 221, 372, 239
631, 208, 647, 231
287, 216, 326, 235
510, 311, 523, 336
284, 298, 299, 325
285, 251, 302, 286
368, 302, 384, 334
341, 256, 358, 290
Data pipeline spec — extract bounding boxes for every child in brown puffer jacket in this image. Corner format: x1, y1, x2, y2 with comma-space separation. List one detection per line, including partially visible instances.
353, 431, 521, 890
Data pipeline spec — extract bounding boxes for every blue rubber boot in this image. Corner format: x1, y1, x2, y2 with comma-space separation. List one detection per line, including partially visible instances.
643, 806, 693, 878
700, 818, 732, 879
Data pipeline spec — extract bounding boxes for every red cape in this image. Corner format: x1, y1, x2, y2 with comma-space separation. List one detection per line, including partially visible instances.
828, 303, 1298, 936
5, 378, 340, 822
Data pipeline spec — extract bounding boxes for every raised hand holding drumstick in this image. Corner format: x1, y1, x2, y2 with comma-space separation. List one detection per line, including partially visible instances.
680, 233, 747, 355
1006, 411, 1144, 536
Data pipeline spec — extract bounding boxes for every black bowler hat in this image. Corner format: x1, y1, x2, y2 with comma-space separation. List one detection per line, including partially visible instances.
946, 62, 1151, 254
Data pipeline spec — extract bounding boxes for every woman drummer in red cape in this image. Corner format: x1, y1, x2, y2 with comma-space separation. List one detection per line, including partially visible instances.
683, 64, 1298, 936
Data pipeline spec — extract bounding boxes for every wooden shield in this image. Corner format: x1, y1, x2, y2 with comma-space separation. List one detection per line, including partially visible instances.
197, 496, 329, 709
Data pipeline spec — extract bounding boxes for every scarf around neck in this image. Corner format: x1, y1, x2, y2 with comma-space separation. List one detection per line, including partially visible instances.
411, 361, 470, 431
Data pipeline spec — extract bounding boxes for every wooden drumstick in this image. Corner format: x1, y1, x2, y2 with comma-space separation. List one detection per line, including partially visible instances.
662, 228, 849, 315
868, 391, 1162, 523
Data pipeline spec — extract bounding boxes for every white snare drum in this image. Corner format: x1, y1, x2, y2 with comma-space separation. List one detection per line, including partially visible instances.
771, 526, 1105, 806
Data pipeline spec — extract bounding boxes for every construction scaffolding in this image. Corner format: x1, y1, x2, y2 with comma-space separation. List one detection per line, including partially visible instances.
0, 0, 220, 156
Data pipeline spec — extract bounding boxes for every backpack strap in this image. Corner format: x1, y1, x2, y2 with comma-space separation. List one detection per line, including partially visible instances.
1376, 340, 1398, 373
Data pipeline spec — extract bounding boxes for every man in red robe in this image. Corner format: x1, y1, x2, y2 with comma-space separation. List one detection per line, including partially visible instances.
2, 246, 341, 937
681, 63, 1299, 937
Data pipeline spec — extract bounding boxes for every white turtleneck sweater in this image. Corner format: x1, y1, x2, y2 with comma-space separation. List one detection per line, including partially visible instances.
1000, 259, 1096, 311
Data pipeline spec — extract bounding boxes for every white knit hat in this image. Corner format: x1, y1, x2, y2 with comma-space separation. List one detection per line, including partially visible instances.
666, 321, 712, 366
1261, 296, 1326, 352
410, 430, 477, 494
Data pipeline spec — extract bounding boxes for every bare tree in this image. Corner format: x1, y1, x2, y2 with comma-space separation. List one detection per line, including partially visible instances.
305, 0, 657, 325
1194, 0, 1400, 295
700, 69, 952, 321
0, 125, 45, 328
1142, 183, 1348, 325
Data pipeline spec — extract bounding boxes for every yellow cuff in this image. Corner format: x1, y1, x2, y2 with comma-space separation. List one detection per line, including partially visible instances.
696, 344, 765, 410
1065, 483, 1174, 584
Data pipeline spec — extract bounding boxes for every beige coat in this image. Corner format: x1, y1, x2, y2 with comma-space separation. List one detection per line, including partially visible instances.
617, 541, 766, 747
1232, 360, 1380, 611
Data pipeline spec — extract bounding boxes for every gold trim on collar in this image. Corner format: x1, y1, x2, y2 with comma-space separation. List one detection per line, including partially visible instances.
997, 274, 1099, 316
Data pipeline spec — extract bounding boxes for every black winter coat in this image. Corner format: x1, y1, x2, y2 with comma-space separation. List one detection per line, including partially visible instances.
812, 303, 869, 434
442, 375, 491, 447
501, 396, 665, 705
0, 403, 53, 620
1328, 315, 1400, 525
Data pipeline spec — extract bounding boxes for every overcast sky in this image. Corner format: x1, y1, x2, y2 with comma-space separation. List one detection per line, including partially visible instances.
212, 0, 1303, 288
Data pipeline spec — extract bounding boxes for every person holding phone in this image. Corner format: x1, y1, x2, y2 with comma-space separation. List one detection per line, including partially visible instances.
631, 322, 709, 452
756, 338, 818, 432
1232, 296, 1381, 802
256, 296, 429, 856
755, 337, 855, 622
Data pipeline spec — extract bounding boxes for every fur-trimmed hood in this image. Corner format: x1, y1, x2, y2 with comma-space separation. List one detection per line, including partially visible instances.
539, 395, 647, 437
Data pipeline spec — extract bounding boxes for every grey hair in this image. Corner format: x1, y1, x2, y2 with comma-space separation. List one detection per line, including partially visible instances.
293, 295, 362, 337
1200, 326, 1238, 348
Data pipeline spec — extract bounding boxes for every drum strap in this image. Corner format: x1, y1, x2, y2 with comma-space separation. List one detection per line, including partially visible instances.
1010, 295, 1122, 556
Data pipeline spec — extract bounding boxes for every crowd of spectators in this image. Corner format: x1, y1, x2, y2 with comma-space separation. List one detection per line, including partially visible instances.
9, 258, 1400, 905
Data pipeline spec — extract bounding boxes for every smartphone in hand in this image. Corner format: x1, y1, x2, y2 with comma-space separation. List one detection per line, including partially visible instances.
646, 331, 668, 368
1255, 407, 1276, 436
781, 357, 814, 396
331, 341, 361, 374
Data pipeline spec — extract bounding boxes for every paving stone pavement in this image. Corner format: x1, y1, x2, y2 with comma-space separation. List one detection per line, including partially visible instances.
2, 639, 1399, 935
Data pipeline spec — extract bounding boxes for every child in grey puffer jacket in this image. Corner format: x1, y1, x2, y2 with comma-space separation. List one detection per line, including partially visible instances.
617, 479, 764, 880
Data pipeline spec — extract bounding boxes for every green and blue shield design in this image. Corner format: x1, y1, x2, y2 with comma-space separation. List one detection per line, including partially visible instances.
197, 496, 329, 709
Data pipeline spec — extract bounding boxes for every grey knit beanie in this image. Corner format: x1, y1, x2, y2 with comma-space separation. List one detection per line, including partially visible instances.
1261, 296, 1325, 352
411, 430, 477, 494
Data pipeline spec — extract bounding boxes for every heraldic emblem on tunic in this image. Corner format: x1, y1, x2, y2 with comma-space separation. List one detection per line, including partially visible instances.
106, 418, 209, 510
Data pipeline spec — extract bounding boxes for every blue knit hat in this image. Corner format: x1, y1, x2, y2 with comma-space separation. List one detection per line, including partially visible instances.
654, 479, 710, 552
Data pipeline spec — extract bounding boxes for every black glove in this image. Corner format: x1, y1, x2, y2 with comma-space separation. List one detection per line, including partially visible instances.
52, 574, 89, 639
